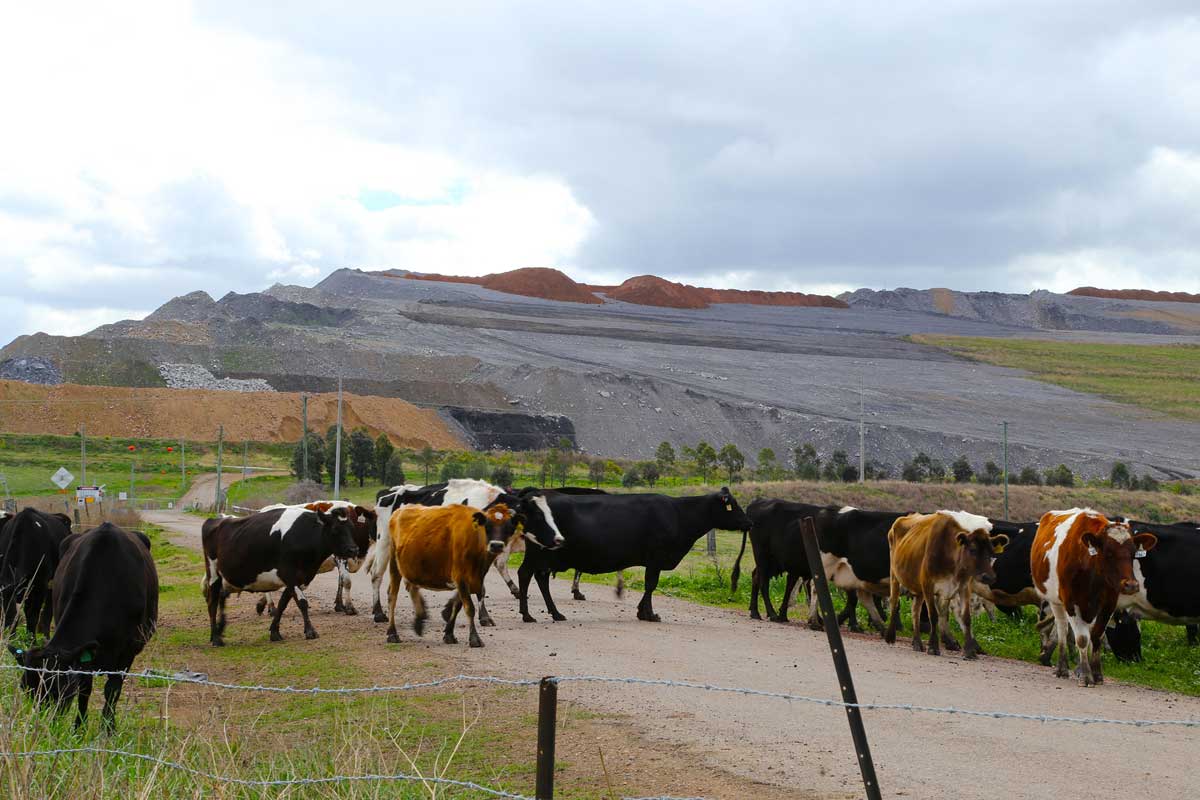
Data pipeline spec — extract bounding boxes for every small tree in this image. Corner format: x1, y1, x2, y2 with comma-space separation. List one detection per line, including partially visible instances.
718, 444, 745, 484
1044, 464, 1075, 487
695, 442, 718, 484
756, 448, 779, 481
655, 441, 676, 473
1137, 474, 1161, 492
383, 453, 406, 486
1110, 462, 1132, 489
864, 459, 890, 480
373, 434, 394, 483
952, 455, 974, 484
466, 455, 489, 480
490, 464, 514, 488
823, 450, 850, 482
641, 461, 661, 487
291, 433, 325, 484
621, 465, 642, 488
793, 443, 821, 481
440, 458, 465, 482
980, 461, 1002, 485
1017, 466, 1042, 486
348, 427, 375, 487
588, 459, 606, 487
416, 445, 436, 484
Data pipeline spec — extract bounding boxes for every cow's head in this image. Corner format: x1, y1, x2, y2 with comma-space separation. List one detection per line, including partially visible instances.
315, 506, 359, 559
474, 503, 520, 555
714, 487, 752, 532
8, 641, 98, 710
952, 526, 1009, 586
511, 490, 565, 550
1082, 520, 1157, 596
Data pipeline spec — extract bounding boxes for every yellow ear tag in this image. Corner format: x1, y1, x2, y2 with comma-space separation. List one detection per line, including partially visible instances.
993, 545, 1005, 555
725, 503, 732, 511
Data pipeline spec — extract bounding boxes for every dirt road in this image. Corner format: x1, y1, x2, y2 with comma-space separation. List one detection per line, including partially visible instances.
146, 510, 1200, 799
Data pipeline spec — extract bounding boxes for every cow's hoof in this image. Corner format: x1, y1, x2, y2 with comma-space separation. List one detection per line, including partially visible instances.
637, 612, 661, 623
911, 639, 924, 653
1039, 652, 1053, 667
334, 603, 346, 614
210, 638, 225, 648
386, 632, 400, 644
928, 648, 940, 657
343, 606, 358, 617
772, 615, 789, 624
944, 639, 961, 652
373, 611, 388, 624
572, 590, 586, 601
304, 629, 319, 640
963, 650, 978, 661
480, 617, 495, 627
522, 614, 537, 623
807, 618, 823, 631
269, 630, 283, 642
883, 630, 896, 645
413, 619, 426, 637
749, 611, 762, 621
443, 633, 458, 645
469, 635, 484, 648
255, 599, 267, 616
551, 612, 567, 622
1055, 667, 1070, 679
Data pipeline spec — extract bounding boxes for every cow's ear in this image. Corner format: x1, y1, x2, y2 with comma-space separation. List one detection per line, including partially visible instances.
7, 644, 24, 664
472, 511, 488, 527
1081, 532, 1103, 554
990, 534, 1009, 555
955, 531, 969, 546
1133, 533, 1158, 554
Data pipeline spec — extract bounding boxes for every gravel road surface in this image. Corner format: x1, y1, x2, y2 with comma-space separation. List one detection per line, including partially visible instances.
144, 510, 1200, 799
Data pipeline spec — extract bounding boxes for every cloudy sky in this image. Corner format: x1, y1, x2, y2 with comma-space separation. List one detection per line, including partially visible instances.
2, 1, 1199, 346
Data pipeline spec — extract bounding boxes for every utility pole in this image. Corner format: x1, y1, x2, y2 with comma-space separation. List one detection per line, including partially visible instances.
129, 458, 136, 507
242, 440, 248, 479
181, 437, 186, 489
80, 423, 87, 485
858, 371, 866, 483
1002, 421, 1009, 521
301, 395, 309, 482
333, 377, 343, 500
215, 425, 224, 513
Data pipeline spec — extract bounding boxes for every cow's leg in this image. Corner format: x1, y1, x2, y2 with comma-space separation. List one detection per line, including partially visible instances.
386, 560, 405, 643
636, 568, 661, 622
492, 551, 520, 599
476, 590, 494, 627
518, 563, 536, 623
255, 595, 268, 616
838, 590, 860, 631
443, 595, 462, 645
461, 583, 484, 648
1070, 614, 1097, 687
1188, 624, 1199, 646
207, 575, 227, 647
268, 586, 295, 642
884, 575, 902, 645
294, 586, 318, 640
409, 583, 429, 638
1048, 602, 1072, 679
861, 592, 888, 633
616, 570, 625, 598
805, 580, 823, 630
534, 570, 567, 621
370, 538, 391, 624
572, 570, 586, 601
775, 572, 800, 623
100, 673, 125, 733
956, 586, 980, 659
760, 573, 781, 622
36, 589, 53, 638
1089, 619, 1107, 685
925, 591, 943, 656
334, 559, 356, 616
748, 568, 763, 620
1037, 604, 1058, 666
74, 673, 94, 729
24, 587, 45, 637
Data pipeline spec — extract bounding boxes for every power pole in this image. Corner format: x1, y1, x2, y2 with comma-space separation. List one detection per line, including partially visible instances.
180, 437, 186, 489
242, 440, 248, 479
1002, 421, 1009, 520
129, 458, 136, 507
333, 377, 343, 500
858, 371, 865, 483
80, 423, 87, 485
301, 395, 309, 482
215, 425, 224, 513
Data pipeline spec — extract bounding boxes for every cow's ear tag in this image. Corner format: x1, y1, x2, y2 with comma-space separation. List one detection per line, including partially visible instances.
1135, 547, 1147, 558
725, 503, 732, 512
1087, 545, 1098, 557
79, 651, 93, 664
494, 511, 503, 521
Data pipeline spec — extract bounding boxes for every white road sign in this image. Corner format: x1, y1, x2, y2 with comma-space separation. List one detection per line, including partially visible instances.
51, 467, 75, 490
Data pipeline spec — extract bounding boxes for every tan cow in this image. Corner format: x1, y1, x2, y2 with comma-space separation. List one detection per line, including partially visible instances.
385, 503, 522, 648
883, 511, 1009, 659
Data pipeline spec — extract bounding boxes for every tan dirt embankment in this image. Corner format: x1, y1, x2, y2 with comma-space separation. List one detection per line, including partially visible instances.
0, 380, 465, 448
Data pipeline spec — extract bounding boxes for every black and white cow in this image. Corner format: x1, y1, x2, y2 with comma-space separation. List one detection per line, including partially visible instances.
203, 505, 358, 645
517, 488, 752, 623
807, 506, 907, 631
368, 479, 565, 623
970, 519, 1041, 614
732, 499, 823, 623
8, 522, 157, 730
1106, 520, 1200, 661
0, 508, 72, 635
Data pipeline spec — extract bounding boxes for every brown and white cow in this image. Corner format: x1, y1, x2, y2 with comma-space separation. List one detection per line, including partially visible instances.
261, 501, 377, 615
384, 503, 523, 648
883, 510, 1009, 659
1032, 508, 1157, 686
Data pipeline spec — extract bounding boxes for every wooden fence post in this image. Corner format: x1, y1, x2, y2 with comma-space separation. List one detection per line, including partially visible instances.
536, 676, 558, 799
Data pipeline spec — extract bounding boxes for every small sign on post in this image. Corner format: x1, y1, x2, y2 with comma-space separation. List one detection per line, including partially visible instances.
76, 486, 103, 506
51, 467, 75, 490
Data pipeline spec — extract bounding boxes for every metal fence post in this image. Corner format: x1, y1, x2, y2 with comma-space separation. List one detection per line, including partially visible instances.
799, 516, 883, 800
536, 676, 558, 799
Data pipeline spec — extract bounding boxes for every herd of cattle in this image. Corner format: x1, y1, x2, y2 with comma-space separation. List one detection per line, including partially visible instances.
0, 478, 1197, 727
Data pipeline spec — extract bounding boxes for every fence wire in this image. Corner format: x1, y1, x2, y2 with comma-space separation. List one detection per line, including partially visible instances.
2, 664, 1197, 729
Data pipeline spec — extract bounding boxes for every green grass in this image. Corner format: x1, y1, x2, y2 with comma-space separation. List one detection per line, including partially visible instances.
913, 335, 1200, 421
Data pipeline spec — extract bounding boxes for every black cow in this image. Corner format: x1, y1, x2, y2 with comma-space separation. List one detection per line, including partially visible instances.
0, 508, 72, 635
203, 505, 358, 645
808, 506, 907, 631
517, 488, 752, 623
732, 499, 823, 623
1106, 521, 1200, 661
8, 522, 157, 730
970, 519, 1040, 616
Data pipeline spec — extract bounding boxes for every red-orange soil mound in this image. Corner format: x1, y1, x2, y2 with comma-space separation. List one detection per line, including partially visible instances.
401, 268, 602, 304
1069, 287, 1200, 304
605, 275, 709, 309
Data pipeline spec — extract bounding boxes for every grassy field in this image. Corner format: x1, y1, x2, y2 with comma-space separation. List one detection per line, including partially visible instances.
913, 335, 1200, 421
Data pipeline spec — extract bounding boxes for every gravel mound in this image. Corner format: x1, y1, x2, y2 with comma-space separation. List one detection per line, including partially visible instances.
0, 356, 61, 384
159, 364, 275, 392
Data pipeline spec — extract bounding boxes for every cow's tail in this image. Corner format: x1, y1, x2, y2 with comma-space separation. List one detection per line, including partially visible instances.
730, 529, 749, 595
